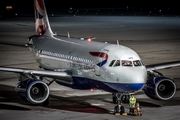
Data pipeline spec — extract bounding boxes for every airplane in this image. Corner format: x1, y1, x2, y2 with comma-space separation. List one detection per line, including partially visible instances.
0, 0, 180, 108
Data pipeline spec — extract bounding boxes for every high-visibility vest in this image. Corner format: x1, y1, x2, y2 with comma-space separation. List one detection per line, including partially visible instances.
129, 96, 136, 108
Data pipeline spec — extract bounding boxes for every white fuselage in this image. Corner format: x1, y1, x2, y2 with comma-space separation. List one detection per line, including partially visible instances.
30, 35, 147, 92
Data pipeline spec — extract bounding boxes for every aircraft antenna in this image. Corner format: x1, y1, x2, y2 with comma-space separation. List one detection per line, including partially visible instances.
68, 32, 70, 38
54, 32, 57, 36
117, 40, 120, 46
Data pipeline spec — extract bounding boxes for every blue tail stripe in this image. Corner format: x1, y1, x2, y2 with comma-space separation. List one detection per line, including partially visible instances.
97, 60, 107, 67
36, 10, 43, 19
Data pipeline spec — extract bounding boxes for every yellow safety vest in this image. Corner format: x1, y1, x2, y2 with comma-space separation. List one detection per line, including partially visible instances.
129, 96, 136, 108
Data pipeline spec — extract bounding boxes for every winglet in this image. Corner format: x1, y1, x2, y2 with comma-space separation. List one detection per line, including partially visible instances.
34, 0, 54, 36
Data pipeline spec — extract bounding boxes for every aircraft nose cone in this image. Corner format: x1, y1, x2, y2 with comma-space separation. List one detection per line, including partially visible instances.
133, 71, 147, 84
127, 67, 147, 83
121, 67, 147, 91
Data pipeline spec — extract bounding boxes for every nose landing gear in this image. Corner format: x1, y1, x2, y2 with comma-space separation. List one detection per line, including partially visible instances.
112, 93, 129, 115
112, 93, 143, 116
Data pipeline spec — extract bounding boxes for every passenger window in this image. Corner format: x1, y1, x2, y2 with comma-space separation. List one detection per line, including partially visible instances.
122, 60, 132, 67
133, 60, 142, 66
114, 60, 120, 67
109, 60, 116, 67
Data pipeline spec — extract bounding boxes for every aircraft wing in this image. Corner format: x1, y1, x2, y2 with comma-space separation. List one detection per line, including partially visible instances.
0, 41, 27, 47
146, 60, 180, 71
0, 67, 71, 79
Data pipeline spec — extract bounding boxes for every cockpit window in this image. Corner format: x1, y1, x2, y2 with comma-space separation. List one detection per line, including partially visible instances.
122, 60, 133, 67
133, 60, 142, 66
109, 60, 116, 67
110, 60, 143, 67
114, 60, 120, 67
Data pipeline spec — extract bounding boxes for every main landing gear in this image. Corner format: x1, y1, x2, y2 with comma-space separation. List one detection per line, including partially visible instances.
112, 93, 130, 104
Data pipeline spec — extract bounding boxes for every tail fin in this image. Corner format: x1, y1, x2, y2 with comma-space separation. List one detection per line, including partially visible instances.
34, 0, 54, 36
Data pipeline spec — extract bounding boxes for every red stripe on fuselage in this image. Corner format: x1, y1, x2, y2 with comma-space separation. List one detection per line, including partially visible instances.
89, 52, 108, 60
37, 0, 44, 10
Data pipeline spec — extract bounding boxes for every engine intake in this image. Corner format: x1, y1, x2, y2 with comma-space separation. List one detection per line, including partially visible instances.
16, 79, 49, 104
143, 76, 176, 100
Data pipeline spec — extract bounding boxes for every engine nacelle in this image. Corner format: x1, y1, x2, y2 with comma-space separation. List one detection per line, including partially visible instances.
16, 79, 49, 104
143, 76, 176, 100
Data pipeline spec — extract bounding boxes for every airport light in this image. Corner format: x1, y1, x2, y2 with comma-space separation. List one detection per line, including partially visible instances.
6, 6, 13, 10
90, 88, 94, 92
87, 38, 92, 42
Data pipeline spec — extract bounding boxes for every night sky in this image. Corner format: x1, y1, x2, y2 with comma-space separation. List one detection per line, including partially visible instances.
0, 0, 179, 15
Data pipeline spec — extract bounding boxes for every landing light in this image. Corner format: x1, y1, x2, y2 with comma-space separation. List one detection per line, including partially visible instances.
87, 38, 91, 42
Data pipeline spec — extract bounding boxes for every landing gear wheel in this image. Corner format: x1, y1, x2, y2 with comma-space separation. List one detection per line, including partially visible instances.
113, 96, 118, 104
114, 105, 125, 115
120, 106, 125, 114
121, 95, 130, 103
113, 97, 117, 104
114, 105, 120, 114
112, 93, 120, 104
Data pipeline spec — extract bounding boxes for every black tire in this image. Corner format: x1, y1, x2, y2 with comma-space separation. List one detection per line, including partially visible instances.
112, 93, 119, 104
120, 106, 125, 114
114, 106, 119, 113
113, 96, 118, 104
121, 95, 130, 103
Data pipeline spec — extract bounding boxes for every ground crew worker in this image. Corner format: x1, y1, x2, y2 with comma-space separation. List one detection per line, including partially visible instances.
129, 94, 136, 114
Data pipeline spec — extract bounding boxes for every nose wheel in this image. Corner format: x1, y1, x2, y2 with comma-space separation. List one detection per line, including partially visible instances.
112, 93, 127, 115
114, 101, 125, 115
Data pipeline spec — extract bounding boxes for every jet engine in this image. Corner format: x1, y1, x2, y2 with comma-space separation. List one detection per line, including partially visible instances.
16, 79, 49, 104
143, 76, 176, 100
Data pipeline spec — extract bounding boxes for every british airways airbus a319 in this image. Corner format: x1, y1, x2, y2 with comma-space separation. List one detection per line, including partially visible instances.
0, 0, 180, 107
